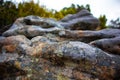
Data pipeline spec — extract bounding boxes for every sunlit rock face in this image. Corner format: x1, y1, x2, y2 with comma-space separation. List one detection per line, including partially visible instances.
0, 10, 120, 80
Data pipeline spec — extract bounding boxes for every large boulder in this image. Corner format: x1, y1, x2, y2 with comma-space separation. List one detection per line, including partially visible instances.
1, 35, 120, 79
1, 12, 120, 79
2, 16, 63, 38
2, 10, 100, 38
60, 9, 100, 30
27, 38, 120, 79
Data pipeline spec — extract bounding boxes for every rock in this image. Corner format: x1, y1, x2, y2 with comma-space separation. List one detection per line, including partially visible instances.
0, 53, 26, 79
60, 9, 100, 30
2, 23, 62, 38
30, 40, 120, 79
0, 35, 31, 54
90, 36, 120, 54
31, 36, 59, 43
16, 43, 33, 56
0, 35, 31, 46
58, 28, 120, 54
24, 15, 63, 28
1, 12, 120, 79
60, 9, 92, 22
2, 10, 100, 37
72, 70, 94, 80
2, 15, 63, 37
31, 40, 117, 61
0, 24, 12, 36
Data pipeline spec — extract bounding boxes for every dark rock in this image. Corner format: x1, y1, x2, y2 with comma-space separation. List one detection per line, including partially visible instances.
0, 53, 26, 79
0, 24, 12, 36
60, 9, 100, 30
60, 9, 92, 22
24, 15, 63, 28
2, 17, 62, 37
90, 36, 120, 54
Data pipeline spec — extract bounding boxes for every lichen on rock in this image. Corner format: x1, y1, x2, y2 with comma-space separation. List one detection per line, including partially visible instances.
0, 9, 120, 80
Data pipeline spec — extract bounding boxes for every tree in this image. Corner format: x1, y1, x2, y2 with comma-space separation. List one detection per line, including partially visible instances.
109, 18, 120, 28
54, 4, 91, 20
85, 4, 91, 12
99, 15, 107, 29
54, 11, 64, 20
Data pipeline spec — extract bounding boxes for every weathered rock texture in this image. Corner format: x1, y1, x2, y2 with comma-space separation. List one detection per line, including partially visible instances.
1, 35, 120, 80
2, 9, 99, 37
60, 9, 100, 30
59, 29, 120, 54
0, 10, 120, 80
0, 53, 26, 79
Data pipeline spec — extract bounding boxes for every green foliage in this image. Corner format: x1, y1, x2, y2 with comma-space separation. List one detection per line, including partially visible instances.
18, 1, 52, 18
0, 0, 53, 28
54, 11, 64, 20
99, 15, 107, 29
60, 4, 77, 16
85, 4, 91, 12
0, 1, 17, 27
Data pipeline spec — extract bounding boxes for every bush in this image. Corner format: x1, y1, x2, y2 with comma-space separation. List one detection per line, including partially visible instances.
98, 15, 107, 29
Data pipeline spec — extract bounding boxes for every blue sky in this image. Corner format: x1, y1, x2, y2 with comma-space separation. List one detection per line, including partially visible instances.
14, 0, 120, 23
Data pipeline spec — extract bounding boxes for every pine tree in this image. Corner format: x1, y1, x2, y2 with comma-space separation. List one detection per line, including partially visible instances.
99, 15, 107, 29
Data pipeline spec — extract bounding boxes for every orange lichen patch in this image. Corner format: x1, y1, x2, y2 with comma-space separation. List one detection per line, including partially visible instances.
3, 45, 16, 53
31, 42, 47, 56
98, 66, 115, 80
73, 70, 92, 80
